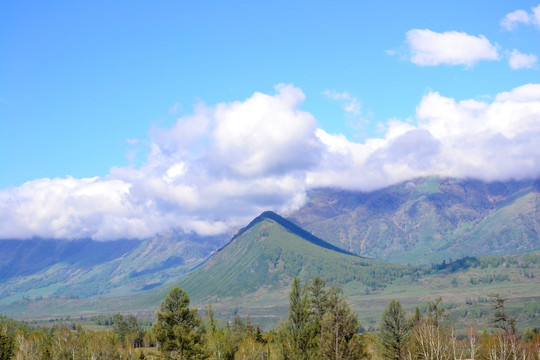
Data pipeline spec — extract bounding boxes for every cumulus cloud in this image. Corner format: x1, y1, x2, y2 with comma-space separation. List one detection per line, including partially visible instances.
308, 84, 540, 190
508, 49, 538, 69
1, 84, 540, 240
0, 85, 319, 240
501, 4, 540, 30
405, 29, 499, 66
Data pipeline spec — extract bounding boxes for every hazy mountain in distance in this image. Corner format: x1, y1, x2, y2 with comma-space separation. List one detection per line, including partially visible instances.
0, 232, 227, 306
288, 177, 540, 264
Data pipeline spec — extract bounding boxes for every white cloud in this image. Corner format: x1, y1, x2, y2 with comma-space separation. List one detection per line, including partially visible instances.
210, 84, 321, 177
535, 4, 540, 26
2, 84, 540, 240
323, 90, 362, 117
308, 83, 540, 190
405, 29, 499, 66
0, 85, 317, 240
501, 9, 532, 30
501, 4, 540, 30
508, 49, 538, 69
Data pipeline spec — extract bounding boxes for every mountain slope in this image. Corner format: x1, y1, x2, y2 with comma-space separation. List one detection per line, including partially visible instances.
289, 177, 540, 263
169, 211, 411, 323
0, 233, 227, 306
1, 213, 539, 332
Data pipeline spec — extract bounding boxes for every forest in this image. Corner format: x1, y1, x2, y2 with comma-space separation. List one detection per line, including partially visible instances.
1, 277, 539, 360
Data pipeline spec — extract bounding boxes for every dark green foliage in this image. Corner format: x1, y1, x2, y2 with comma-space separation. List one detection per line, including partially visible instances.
319, 298, 365, 360
469, 274, 510, 285
380, 300, 412, 360
432, 256, 481, 272
279, 277, 366, 360
490, 293, 517, 335
426, 297, 447, 326
287, 277, 311, 357
112, 313, 145, 347
153, 287, 207, 359
308, 276, 329, 332
0, 326, 13, 360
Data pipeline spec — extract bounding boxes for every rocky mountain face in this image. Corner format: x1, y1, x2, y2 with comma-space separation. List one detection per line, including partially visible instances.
289, 177, 540, 263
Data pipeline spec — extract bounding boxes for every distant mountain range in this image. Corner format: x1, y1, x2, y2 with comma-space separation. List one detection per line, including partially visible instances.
0, 176, 539, 328
2, 209, 539, 332
0, 233, 226, 306
290, 177, 540, 263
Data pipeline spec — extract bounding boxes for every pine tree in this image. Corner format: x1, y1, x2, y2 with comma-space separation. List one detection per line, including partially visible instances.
153, 287, 207, 359
426, 297, 447, 327
489, 293, 516, 334
309, 276, 329, 328
411, 306, 422, 326
287, 277, 311, 358
379, 300, 412, 360
319, 298, 365, 360
0, 325, 14, 360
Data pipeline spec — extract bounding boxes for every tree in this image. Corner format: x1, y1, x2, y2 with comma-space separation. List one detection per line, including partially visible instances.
153, 287, 207, 359
466, 324, 480, 360
309, 276, 329, 331
426, 297, 447, 327
379, 300, 412, 360
489, 293, 516, 335
319, 298, 365, 360
287, 277, 312, 358
0, 325, 14, 360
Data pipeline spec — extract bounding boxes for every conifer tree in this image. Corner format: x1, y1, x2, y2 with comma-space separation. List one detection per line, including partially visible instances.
489, 293, 516, 334
379, 300, 411, 360
287, 276, 311, 358
319, 298, 365, 360
153, 287, 207, 359
0, 325, 14, 360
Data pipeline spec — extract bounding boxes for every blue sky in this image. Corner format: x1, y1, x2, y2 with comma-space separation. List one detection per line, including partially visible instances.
1, 1, 540, 240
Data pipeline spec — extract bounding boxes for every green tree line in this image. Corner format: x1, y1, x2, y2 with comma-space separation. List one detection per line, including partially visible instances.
1, 285, 539, 359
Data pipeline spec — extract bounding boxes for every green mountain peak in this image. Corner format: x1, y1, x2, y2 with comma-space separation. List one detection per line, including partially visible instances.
222, 210, 354, 256
172, 211, 408, 320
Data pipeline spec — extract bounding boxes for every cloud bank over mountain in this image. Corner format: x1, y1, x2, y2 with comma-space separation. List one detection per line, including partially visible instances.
1, 83, 540, 240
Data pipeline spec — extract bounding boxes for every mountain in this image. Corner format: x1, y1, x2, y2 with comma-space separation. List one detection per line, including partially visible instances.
168, 211, 411, 325
289, 177, 540, 264
0, 232, 227, 306
1, 211, 539, 332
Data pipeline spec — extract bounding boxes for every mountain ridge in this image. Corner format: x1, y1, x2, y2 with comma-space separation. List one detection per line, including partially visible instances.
221, 210, 355, 256
288, 177, 540, 263
173, 210, 410, 308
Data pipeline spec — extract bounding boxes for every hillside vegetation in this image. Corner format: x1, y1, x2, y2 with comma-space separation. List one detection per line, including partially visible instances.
173, 211, 411, 303
0, 233, 226, 306
289, 177, 540, 263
